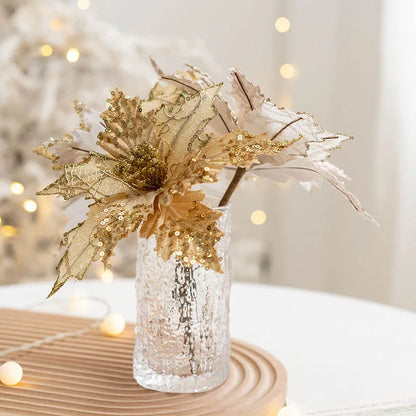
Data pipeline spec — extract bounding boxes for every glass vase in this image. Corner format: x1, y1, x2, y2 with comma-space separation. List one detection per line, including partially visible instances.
133, 206, 231, 393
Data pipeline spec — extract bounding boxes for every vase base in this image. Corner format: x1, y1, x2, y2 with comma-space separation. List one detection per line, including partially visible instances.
133, 363, 230, 393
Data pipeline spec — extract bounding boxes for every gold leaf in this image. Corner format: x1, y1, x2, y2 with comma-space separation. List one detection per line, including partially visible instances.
140, 190, 224, 273
155, 85, 221, 167
37, 153, 132, 201
49, 194, 155, 297
151, 58, 238, 135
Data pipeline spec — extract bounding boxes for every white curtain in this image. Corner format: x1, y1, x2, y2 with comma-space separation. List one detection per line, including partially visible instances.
380, 0, 416, 310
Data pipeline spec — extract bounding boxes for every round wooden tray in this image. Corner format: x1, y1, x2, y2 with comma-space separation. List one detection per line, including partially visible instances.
0, 308, 287, 416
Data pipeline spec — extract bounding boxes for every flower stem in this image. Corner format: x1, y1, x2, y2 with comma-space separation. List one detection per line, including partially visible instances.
218, 167, 246, 207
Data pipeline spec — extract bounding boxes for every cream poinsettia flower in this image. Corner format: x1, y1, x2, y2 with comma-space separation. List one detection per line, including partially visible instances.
36, 85, 294, 296
150, 60, 376, 223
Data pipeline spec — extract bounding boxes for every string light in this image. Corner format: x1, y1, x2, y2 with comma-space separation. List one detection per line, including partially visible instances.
250, 210, 267, 225
10, 182, 24, 195
23, 199, 37, 213
100, 268, 113, 284
66, 48, 80, 63
280, 64, 295, 79
0, 361, 23, 386
275, 17, 291, 33
39, 44, 53, 57
77, 0, 90, 10
1, 225, 17, 238
49, 19, 64, 31
100, 313, 126, 336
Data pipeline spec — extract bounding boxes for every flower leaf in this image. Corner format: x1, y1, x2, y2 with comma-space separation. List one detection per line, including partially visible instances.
37, 153, 132, 201
49, 194, 155, 297
156, 84, 221, 166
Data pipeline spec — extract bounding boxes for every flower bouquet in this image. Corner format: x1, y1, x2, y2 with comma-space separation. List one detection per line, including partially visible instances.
36, 59, 375, 393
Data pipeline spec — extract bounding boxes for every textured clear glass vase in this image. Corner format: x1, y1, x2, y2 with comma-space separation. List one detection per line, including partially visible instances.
133, 206, 231, 393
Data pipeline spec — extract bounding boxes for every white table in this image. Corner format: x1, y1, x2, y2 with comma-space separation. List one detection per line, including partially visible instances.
0, 278, 415, 411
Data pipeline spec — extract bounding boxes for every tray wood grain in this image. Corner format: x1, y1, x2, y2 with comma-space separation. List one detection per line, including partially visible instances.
0, 307, 286, 416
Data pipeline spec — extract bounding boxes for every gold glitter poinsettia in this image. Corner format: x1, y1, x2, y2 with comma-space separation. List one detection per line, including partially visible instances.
37, 85, 294, 297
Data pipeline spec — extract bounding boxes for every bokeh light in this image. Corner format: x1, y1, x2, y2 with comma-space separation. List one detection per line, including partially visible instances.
39, 44, 53, 57
77, 0, 90, 10
100, 269, 114, 284
66, 48, 80, 63
275, 17, 290, 33
10, 182, 24, 195
280, 64, 295, 79
23, 199, 37, 213
250, 210, 267, 225
1, 225, 17, 238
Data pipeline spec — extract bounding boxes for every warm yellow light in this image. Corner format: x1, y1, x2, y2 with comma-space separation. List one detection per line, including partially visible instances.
275, 17, 291, 33
50, 18, 64, 31
278, 405, 303, 416
100, 313, 126, 336
39, 44, 53, 57
0, 217, 2, 225
23, 199, 37, 213
1, 225, 17, 238
250, 210, 267, 225
10, 182, 24, 195
66, 48, 80, 63
77, 0, 90, 10
100, 269, 113, 284
280, 64, 295, 79
0, 361, 23, 386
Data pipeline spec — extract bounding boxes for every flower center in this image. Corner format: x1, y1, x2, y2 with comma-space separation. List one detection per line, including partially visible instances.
115, 144, 167, 192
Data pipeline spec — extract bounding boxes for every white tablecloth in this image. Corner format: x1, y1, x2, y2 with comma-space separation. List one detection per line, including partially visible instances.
0, 278, 415, 410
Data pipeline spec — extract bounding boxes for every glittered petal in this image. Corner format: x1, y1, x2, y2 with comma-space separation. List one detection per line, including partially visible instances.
49, 194, 156, 297
37, 153, 132, 201
162, 129, 296, 199
140, 190, 224, 272
204, 129, 299, 170
98, 88, 159, 159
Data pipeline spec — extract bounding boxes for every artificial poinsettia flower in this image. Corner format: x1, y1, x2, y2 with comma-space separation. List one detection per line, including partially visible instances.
150, 60, 376, 223
37, 85, 294, 296
227, 70, 377, 223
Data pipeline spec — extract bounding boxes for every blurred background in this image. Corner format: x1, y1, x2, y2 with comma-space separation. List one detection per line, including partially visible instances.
0, 0, 415, 310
